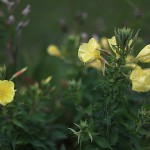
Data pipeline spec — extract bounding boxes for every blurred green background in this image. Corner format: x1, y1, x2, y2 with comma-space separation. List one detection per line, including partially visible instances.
15, 0, 150, 79
1, 1, 150, 149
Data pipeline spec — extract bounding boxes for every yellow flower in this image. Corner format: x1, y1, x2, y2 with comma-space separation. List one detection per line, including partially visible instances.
78, 38, 100, 63
136, 45, 150, 63
47, 45, 61, 58
0, 80, 15, 106
130, 66, 150, 92
86, 59, 102, 71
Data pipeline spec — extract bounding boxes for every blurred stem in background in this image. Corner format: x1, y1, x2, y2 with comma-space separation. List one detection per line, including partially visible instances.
0, 0, 30, 76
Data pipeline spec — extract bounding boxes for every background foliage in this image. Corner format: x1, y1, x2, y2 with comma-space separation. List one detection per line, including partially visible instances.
0, 0, 150, 150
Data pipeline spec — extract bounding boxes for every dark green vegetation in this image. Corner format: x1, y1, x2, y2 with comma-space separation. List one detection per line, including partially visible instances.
0, 0, 150, 150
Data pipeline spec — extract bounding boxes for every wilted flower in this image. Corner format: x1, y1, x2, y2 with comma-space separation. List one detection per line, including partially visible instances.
136, 45, 150, 63
10, 67, 27, 80
59, 18, 68, 33
0, 80, 15, 106
130, 66, 150, 92
47, 45, 61, 58
78, 38, 100, 63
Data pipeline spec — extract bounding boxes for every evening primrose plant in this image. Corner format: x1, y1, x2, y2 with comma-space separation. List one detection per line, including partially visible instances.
0, 66, 68, 150
70, 27, 150, 149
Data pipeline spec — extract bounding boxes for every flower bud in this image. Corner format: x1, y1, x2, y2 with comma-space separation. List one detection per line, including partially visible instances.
47, 45, 61, 58
22, 5, 31, 16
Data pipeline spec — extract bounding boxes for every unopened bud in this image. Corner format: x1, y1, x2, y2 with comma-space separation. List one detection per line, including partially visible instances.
80, 32, 88, 42
10, 67, 27, 80
17, 20, 30, 30
7, 2, 15, 13
1, 0, 9, 4
22, 5, 31, 16
59, 18, 68, 33
0, 10, 4, 17
42, 76, 52, 85
6, 15, 15, 25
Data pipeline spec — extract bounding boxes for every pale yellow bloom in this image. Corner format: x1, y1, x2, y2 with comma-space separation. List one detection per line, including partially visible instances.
47, 45, 61, 58
136, 45, 150, 63
108, 36, 116, 49
130, 66, 150, 92
0, 80, 15, 106
78, 38, 100, 63
86, 59, 102, 71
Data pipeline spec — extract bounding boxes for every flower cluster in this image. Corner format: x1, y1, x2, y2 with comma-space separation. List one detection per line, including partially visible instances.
129, 46, 150, 92
78, 28, 150, 92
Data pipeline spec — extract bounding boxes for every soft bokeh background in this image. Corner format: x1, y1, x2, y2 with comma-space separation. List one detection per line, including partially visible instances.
1, 1, 150, 149
16, 0, 150, 80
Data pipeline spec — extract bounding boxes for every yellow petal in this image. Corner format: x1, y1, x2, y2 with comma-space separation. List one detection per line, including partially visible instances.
136, 45, 150, 63
108, 36, 120, 57
108, 36, 133, 58
108, 36, 116, 47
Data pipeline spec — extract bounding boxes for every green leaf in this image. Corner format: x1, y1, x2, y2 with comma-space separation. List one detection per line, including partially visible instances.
60, 144, 66, 150
30, 139, 47, 148
12, 119, 24, 129
110, 132, 119, 146
96, 137, 112, 149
